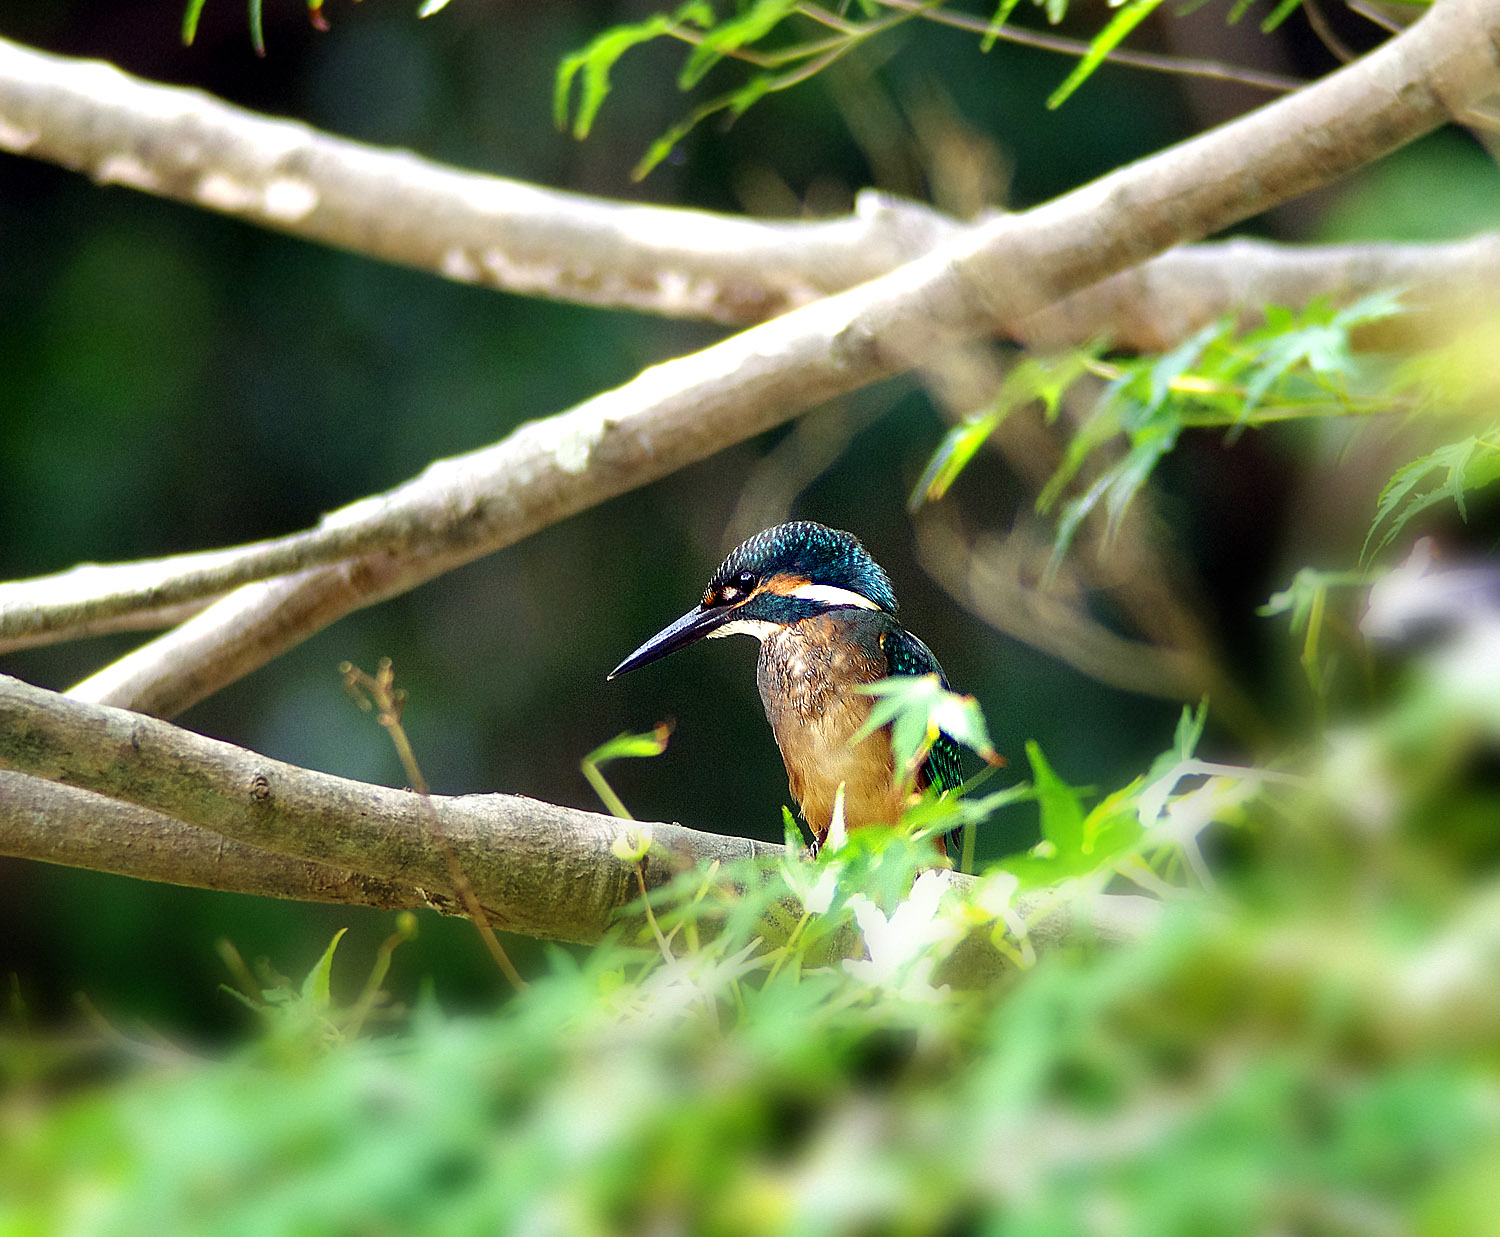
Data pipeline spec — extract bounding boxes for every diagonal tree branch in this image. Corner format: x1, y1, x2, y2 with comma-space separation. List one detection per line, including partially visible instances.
3, 227, 1496, 663
41, 0, 1500, 720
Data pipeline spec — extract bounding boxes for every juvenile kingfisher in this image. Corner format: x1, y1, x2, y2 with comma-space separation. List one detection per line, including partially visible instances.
608, 521, 962, 852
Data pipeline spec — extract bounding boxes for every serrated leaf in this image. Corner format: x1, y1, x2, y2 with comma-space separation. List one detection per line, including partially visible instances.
1362, 431, 1500, 562
853, 675, 1000, 782
1142, 698, 1209, 790
1147, 318, 1228, 411
1103, 416, 1180, 539
1022, 348, 1100, 419
556, 14, 679, 138
1047, 0, 1164, 108
1259, 567, 1322, 627
680, 0, 799, 88
1045, 473, 1108, 579
913, 348, 1098, 512
927, 691, 1001, 765
1334, 288, 1405, 331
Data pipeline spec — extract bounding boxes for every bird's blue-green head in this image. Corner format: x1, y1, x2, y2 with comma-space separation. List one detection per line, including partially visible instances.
608, 522, 896, 679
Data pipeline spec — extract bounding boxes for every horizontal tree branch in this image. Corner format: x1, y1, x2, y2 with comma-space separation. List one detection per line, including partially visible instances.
0, 35, 957, 324
0, 673, 762, 943
0, 674, 1159, 964
34, 0, 1500, 719
0, 770, 435, 912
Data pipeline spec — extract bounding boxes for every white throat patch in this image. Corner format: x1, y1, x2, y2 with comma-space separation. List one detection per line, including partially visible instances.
709, 617, 778, 642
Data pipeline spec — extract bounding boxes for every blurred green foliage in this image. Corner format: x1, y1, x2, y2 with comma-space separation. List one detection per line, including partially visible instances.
7, 634, 1500, 1230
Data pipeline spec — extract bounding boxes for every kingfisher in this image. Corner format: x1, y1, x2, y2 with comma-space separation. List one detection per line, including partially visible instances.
608, 521, 963, 853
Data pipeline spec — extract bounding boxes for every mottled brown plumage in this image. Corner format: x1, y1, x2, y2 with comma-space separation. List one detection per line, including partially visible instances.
758, 611, 906, 839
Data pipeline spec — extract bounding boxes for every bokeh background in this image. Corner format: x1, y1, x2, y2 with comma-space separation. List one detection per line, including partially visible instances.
3, 0, 1499, 1038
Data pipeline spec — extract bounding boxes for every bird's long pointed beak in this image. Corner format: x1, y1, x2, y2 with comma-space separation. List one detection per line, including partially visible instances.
608, 603, 732, 679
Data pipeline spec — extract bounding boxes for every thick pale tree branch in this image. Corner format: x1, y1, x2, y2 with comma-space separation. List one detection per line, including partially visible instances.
0, 36, 957, 324
39, 0, 1499, 720
0, 32, 1496, 353
0, 674, 762, 943
0, 771, 436, 912
1013, 232, 1500, 352
0, 675, 1159, 964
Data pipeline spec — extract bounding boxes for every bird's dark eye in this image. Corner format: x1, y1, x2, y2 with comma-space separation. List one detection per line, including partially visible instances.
734, 571, 757, 591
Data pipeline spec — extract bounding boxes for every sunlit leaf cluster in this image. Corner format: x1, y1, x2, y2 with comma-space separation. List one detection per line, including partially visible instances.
550, 0, 1303, 177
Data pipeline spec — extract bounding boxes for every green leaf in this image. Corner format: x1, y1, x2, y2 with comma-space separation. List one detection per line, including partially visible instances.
633, 71, 775, 180
1138, 699, 1210, 822
854, 675, 1001, 792
1047, 0, 1165, 108
909, 415, 1001, 511
300, 928, 347, 1009
981, 0, 1028, 51
911, 349, 1098, 512
1259, 0, 1304, 31
249, 0, 265, 56
1147, 318, 1229, 411
854, 674, 945, 779
1258, 567, 1365, 628
680, 0, 799, 88
556, 13, 681, 138
582, 724, 674, 819
1025, 741, 1087, 857
182, 0, 209, 45
1362, 431, 1500, 562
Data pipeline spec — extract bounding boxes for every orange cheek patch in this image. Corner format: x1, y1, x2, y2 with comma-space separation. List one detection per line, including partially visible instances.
763, 574, 811, 597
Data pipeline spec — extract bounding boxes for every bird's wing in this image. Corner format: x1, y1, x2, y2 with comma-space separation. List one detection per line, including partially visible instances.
880, 625, 965, 793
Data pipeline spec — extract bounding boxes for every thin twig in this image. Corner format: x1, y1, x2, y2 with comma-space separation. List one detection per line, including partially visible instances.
342, 659, 527, 992
1303, 0, 1360, 62
879, 0, 1309, 93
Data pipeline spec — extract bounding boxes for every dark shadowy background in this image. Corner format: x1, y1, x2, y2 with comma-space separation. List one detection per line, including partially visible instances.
3, 0, 1498, 1036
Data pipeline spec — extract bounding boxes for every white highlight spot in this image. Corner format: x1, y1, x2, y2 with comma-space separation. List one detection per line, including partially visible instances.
548, 414, 607, 475
262, 177, 318, 222
785, 583, 880, 610
195, 172, 259, 212
481, 248, 566, 295
95, 153, 158, 191
0, 116, 38, 153
440, 248, 481, 283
